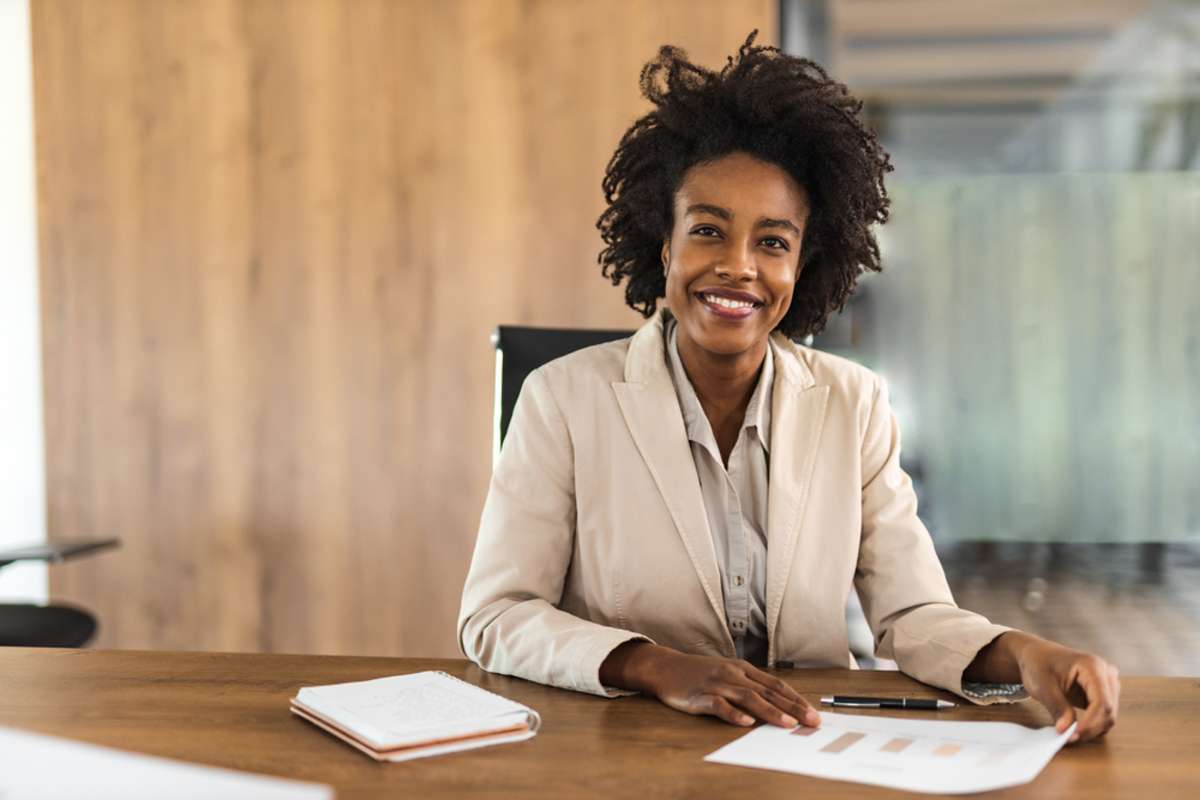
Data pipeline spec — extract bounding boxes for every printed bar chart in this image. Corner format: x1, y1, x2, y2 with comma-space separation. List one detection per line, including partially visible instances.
705, 711, 1074, 793
819, 733, 866, 754
881, 737, 913, 753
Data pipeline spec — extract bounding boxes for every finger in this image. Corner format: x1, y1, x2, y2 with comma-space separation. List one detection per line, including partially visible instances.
1070, 662, 1114, 742
744, 670, 820, 726
1070, 661, 1117, 743
719, 684, 800, 729
1036, 680, 1076, 736
739, 667, 816, 722
1093, 665, 1120, 740
700, 694, 755, 727
763, 686, 821, 727
743, 664, 805, 702
1107, 665, 1121, 723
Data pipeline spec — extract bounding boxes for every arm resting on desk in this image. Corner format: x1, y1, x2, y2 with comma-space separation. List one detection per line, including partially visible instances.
458, 369, 650, 698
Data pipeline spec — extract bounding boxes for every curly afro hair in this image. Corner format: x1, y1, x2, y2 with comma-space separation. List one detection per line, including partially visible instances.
597, 31, 892, 340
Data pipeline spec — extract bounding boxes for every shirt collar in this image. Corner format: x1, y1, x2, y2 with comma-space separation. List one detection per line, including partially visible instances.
666, 320, 774, 454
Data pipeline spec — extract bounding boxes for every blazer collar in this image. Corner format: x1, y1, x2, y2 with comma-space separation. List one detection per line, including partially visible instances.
613, 312, 730, 643
616, 311, 830, 660
764, 336, 830, 663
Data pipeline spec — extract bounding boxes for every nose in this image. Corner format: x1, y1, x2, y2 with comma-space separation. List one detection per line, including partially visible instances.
714, 240, 757, 282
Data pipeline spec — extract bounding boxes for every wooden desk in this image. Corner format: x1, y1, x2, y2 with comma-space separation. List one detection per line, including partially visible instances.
0, 648, 1195, 799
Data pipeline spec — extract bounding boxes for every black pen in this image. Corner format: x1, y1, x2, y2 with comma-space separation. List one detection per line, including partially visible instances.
820, 695, 956, 710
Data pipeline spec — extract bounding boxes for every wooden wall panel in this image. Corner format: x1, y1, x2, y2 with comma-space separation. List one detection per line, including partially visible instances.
34, 0, 775, 655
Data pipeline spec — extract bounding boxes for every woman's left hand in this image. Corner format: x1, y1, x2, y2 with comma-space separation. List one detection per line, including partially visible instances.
1012, 636, 1121, 743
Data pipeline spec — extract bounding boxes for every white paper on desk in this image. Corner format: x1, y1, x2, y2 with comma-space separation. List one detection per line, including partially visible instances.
704, 711, 1075, 795
0, 725, 333, 800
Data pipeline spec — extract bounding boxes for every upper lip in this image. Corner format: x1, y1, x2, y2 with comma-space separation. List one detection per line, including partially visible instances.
696, 287, 764, 305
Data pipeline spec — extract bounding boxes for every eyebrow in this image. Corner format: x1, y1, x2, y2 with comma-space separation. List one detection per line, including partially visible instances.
685, 204, 801, 237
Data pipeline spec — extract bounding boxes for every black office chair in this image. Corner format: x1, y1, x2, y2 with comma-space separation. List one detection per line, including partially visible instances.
0, 538, 119, 647
491, 325, 633, 459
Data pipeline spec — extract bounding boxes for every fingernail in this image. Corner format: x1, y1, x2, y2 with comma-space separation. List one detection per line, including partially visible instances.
739, 714, 754, 726
780, 714, 799, 728
806, 710, 821, 726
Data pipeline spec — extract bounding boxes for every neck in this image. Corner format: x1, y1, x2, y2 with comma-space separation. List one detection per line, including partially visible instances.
675, 330, 768, 422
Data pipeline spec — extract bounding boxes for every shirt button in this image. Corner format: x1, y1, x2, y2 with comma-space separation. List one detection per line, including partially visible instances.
734, 575, 744, 587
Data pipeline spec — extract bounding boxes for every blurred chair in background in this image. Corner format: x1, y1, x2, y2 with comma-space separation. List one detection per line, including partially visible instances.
491, 325, 632, 466
0, 538, 118, 647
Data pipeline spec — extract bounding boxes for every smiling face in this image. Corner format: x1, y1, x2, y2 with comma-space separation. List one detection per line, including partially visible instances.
662, 151, 810, 360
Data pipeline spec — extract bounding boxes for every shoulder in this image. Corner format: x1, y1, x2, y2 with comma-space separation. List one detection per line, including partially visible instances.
806, 349, 884, 399
772, 341, 893, 445
772, 335, 884, 403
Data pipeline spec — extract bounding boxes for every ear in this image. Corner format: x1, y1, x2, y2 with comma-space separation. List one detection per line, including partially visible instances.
660, 240, 670, 274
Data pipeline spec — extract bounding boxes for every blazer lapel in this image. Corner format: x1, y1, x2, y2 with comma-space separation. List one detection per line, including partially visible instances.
765, 335, 830, 658
612, 316, 727, 631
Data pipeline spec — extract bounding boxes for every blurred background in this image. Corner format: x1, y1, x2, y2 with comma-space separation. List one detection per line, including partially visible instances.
800, 0, 1200, 674
1, 1, 1195, 674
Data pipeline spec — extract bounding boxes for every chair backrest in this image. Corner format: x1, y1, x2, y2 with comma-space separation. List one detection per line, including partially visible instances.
491, 325, 632, 464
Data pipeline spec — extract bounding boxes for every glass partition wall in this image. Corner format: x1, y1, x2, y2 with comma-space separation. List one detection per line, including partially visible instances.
785, 0, 1200, 674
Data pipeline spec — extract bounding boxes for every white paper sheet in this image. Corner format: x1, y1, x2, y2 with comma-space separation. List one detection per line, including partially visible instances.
0, 725, 333, 800
704, 711, 1075, 795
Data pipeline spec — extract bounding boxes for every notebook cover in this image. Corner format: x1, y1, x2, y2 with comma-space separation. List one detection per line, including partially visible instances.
290, 703, 533, 762
292, 671, 539, 750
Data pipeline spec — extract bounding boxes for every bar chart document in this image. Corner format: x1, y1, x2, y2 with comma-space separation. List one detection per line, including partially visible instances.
704, 711, 1075, 794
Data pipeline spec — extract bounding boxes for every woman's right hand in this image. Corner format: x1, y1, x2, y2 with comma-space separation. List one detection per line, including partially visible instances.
599, 641, 821, 728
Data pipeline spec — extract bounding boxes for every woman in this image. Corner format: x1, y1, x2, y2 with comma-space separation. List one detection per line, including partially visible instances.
459, 33, 1119, 742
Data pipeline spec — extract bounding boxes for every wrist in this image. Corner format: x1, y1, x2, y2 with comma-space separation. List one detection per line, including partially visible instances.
1001, 630, 1046, 676
621, 643, 676, 696
966, 631, 1037, 683
599, 640, 671, 694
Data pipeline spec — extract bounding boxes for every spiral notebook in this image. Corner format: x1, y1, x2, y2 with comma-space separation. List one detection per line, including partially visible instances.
290, 671, 541, 762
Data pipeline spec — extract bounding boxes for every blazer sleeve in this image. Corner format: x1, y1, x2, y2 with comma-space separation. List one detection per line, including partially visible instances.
457, 367, 650, 697
854, 376, 1019, 705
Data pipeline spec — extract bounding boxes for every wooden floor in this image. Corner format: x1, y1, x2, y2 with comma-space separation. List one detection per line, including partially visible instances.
937, 542, 1200, 677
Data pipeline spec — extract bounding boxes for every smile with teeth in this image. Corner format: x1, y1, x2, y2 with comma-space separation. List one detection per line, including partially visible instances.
700, 292, 760, 310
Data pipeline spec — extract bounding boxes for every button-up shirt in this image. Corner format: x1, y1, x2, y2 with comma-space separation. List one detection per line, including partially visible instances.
665, 320, 773, 666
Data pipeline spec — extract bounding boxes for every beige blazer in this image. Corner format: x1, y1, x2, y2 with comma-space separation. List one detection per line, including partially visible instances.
459, 311, 1012, 701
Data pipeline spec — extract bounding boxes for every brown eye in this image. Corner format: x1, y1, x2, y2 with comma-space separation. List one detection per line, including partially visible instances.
761, 236, 789, 251
691, 225, 721, 237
